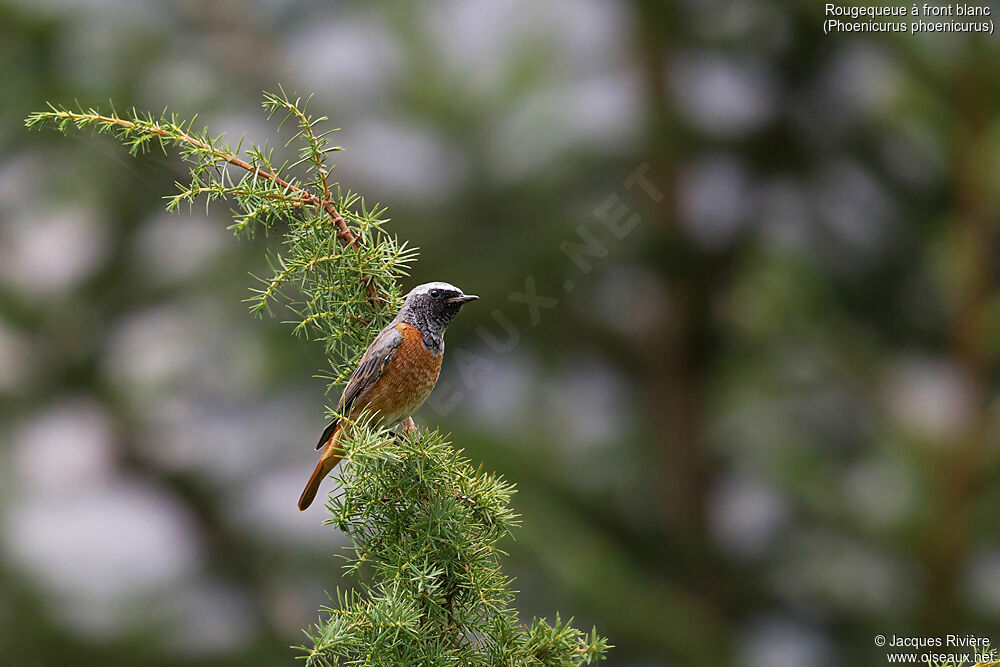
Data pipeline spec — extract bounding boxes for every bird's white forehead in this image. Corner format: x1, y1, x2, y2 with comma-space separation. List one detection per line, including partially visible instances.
406, 281, 462, 297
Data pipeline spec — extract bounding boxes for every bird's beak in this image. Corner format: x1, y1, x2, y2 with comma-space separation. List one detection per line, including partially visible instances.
446, 294, 479, 304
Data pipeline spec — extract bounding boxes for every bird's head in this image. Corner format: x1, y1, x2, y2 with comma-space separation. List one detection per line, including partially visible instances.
398, 281, 478, 334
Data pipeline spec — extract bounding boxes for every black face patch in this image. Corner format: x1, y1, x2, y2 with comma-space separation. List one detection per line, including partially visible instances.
393, 283, 472, 352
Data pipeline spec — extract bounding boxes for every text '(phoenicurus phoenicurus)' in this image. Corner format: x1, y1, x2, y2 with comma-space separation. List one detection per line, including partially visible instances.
298, 282, 479, 510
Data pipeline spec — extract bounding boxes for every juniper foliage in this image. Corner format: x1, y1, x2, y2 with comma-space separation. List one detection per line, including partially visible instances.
26, 92, 609, 666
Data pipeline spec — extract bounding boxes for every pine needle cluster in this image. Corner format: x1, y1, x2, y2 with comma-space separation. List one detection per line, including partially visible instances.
26, 91, 608, 665
310, 421, 608, 665
26, 90, 413, 387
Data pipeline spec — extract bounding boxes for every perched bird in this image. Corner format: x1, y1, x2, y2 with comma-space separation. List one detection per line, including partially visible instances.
298, 282, 478, 510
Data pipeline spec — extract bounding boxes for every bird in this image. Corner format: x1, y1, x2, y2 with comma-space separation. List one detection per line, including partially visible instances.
297, 281, 478, 510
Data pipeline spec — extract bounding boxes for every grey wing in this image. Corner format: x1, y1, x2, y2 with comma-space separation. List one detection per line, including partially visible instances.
315, 324, 402, 449
339, 324, 404, 415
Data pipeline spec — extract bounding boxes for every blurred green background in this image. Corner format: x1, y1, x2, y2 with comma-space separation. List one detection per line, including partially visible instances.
3, 1, 1000, 665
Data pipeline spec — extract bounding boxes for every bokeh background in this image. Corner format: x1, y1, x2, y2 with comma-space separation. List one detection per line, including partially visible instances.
3, 1, 1000, 665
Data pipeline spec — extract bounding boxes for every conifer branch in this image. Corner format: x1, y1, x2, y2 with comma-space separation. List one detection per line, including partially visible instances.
25, 101, 381, 307
26, 92, 608, 666
27, 97, 416, 387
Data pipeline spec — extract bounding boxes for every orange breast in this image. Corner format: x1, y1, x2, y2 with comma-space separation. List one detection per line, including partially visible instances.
361, 322, 443, 425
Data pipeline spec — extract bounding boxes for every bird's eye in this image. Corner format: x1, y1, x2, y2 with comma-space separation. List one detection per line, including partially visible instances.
431, 289, 441, 298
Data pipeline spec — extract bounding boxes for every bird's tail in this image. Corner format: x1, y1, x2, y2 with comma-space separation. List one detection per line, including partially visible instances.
298, 424, 345, 511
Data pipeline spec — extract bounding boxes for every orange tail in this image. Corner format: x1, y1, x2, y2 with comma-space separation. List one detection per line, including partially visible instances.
298, 425, 345, 511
